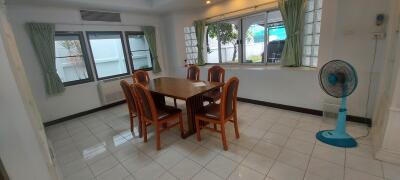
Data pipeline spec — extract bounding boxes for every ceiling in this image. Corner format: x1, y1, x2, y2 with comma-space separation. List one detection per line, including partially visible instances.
6, 0, 226, 13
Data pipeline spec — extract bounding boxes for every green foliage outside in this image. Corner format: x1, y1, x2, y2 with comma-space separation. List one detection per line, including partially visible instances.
207, 23, 239, 62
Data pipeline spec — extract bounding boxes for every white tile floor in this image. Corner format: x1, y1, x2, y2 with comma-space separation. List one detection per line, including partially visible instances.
46, 100, 400, 180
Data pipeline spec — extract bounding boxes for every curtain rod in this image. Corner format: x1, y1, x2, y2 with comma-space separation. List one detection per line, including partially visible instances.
49, 22, 156, 27
204, 1, 278, 21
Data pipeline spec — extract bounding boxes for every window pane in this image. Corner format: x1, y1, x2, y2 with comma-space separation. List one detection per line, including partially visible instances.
127, 34, 153, 70
303, 46, 312, 56
306, 0, 315, 11
312, 46, 319, 56
88, 32, 128, 78
267, 24, 286, 63
314, 22, 321, 33
304, 24, 313, 35
244, 13, 266, 63
313, 34, 320, 45
206, 24, 220, 63
305, 12, 314, 23
55, 34, 90, 83
311, 57, 318, 67
220, 20, 240, 63
315, 9, 322, 22
302, 56, 311, 66
304, 35, 313, 45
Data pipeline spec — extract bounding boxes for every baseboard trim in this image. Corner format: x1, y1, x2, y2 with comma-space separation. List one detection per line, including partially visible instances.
43, 100, 126, 127
237, 97, 371, 126
44, 97, 371, 127
375, 148, 400, 165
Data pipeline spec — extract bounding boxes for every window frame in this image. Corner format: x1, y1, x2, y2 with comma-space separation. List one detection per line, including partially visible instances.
86, 31, 130, 80
205, 9, 286, 66
124, 31, 154, 72
54, 31, 94, 86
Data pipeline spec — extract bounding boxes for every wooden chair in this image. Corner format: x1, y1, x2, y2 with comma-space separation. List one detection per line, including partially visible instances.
133, 83, 185, 150
132, 70, 150, 84
120, 80, 139, 134
195, 77, 240, 150
203, 65, 225, 104
187, 65, 200, 80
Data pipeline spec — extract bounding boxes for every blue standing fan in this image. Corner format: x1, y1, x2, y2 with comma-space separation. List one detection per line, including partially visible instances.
316, 60, 358, 148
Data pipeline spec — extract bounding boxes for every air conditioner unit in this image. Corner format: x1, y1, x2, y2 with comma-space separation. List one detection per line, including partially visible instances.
80, 10, 121, 22
97, 76, 131, 105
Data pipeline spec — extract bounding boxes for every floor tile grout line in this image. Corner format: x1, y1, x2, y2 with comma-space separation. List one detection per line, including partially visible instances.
47, 102, 377, 180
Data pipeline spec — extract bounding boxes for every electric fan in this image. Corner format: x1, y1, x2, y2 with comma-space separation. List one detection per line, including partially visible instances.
316, 60, 358, 148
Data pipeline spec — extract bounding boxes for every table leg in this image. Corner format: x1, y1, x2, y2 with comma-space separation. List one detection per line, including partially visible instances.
183, 95, 204, 138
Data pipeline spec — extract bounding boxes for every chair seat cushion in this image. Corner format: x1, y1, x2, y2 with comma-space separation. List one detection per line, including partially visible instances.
196, 104, 221, 120
157, 105, 181, 120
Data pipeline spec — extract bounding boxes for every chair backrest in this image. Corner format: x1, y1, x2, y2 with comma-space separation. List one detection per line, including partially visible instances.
133, 83, 157, 121
132, 70, 150, 84
187, 65, 200, 80
220, 77, 239, 119
120, 80, 136, 113
208, 65, 225, 83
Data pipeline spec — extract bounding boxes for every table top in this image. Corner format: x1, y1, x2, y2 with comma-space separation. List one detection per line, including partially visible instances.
146, 77, 224, 100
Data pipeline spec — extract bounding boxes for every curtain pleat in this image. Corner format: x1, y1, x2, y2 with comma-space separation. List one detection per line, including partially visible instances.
143, 26, 162, 73
278, 0, 307, 67
193, 20, 206, 65
26, 23, 65, 95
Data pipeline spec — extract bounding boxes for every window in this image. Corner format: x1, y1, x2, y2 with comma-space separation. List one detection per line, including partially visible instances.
126, 32, 153, 71
183, 26, 198, 64
303, 0, 323, 67
87, 32, 129, 79
205, 10, 286, 64
54, 32, 93, 86
207, 19, 240, 63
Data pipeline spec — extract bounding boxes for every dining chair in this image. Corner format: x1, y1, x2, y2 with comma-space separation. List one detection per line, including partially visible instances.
203, 65, 225, 104
195, 77, 240, 150
133, 83, 185, 150
132, 70, 150, 84
120, 80, 139, 134
187, 65, 200, 80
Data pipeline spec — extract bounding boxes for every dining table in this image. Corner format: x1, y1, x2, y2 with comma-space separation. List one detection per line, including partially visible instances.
145, 77, 224, 138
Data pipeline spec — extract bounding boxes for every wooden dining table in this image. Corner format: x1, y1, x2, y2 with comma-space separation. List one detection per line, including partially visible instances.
146, 77, 224, 138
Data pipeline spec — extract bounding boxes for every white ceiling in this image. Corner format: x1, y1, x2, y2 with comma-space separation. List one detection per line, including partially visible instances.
6, 0, 226, 13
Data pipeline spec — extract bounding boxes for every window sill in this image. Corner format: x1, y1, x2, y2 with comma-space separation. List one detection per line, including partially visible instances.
201, 64, 318, 72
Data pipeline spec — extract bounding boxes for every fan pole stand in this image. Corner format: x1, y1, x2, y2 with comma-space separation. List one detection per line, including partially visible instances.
316, 97, 357, 148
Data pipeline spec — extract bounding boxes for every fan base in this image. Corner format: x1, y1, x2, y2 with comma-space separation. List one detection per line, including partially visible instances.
316, 130, 357, 148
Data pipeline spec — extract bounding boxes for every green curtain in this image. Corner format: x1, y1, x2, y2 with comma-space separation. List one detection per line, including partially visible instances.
143, 26, 161, 73
26, 23, 65, 95
278, 0, 306, 67
193, 20, 206, 65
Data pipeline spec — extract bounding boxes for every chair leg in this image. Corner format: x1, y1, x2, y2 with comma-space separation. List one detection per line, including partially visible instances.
233, 112, 240, 139
213, 124, 217, 131
195, 118, 201, 141
155, 123, 161, 150
138, 114, 143, 138
174, 98, 177, 108
179, 113, 185, 138
129, 111, 134, 132
220, 123, 228, 151
143, 119, 148, 143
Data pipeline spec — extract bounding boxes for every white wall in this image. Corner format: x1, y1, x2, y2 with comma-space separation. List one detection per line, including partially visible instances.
6, 4, 167, 122
161, 0, 389, 118
0, 4, 57, 179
